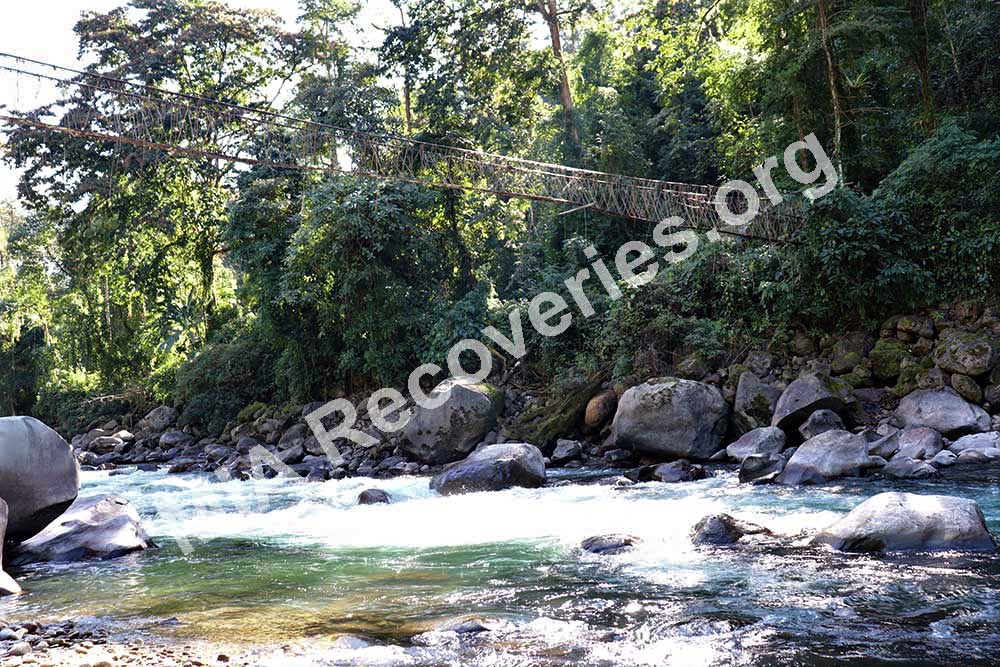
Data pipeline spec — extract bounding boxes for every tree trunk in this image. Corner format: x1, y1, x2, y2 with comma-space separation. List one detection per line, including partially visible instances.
908, 0, 936, 129
816, 0, 845, 183
537, 0, 581, 161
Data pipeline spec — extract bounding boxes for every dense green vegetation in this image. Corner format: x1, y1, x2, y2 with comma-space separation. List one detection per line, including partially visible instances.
1, 0, 998, 431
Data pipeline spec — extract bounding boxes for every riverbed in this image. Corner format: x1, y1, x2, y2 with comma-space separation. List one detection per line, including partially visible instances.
3, 468, 1000, 666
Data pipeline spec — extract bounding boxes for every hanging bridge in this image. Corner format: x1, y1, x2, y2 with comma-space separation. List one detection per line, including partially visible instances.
0, 52, 802, 241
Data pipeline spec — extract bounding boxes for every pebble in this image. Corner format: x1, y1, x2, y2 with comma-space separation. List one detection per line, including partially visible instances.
6, 643, 30, 657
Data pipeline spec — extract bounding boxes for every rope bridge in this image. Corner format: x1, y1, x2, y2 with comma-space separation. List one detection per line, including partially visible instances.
0, 53, 803, 241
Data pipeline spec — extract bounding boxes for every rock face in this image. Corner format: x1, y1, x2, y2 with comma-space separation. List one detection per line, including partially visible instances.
726, 427, 786, 463
401, 379, 504, 464
771, 373, 854, 431
11, 495, 154, 565
610, 378, 729, 461
812, 492, 996, 553
776, 430, 870, 485
0, 416, 80, 541
933, 330, 996, 377
581, 534, 640, 555
430, 443, 545, 495
895, 388, 990, 436
691, 514, 772, 545
733, 372, 781, 432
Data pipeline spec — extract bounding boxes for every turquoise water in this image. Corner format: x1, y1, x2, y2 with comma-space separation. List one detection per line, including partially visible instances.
3, 468, 1000, 665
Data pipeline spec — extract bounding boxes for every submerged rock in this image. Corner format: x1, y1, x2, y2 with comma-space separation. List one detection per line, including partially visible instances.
610, 378, 729, 461
401, 379, 504, 464
581, 534, 640, 555
776, 430, 870, 485
812, 492, 996, 553
430, 443, 545, 495
691, 514, 771, 546
894, 388, 989, 436
357, 489, 391, 505
0, 416, 80, 541
11, 494, 155, 565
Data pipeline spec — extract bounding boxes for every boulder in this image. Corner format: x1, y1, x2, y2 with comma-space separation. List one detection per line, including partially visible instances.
10, 495, 155, 565
951, 373, 983, 403
691, 514, 772, 546
865, 429, 900, 460
401, 379, 504, 464
739, 452, 787, 484
797, 409, 844, 440
430, 443, 545, 495
610, 378, 729, 460
357, 489, 391, 505
771, 372, 854, 432
581, 534, 640, 555
896, 314, 935, 339
651, 460, 706, 483
733, 372, 781, 432
812, 492, 996, 553
0, 417, 80, 541
894, 388, 990, 436
726, 427, 786, 463
950, 432, 1000, 454
277, 424, 309, 451
929, 450, 957, 467
881, 456, 940, 480
830, 332, 874, 374
869, 338, 911, 382
776, 430, 870, 485
0, 499, 21, 596
159, 430, 194, 448
584, 391, 618, 431
137, 405, 178, 432
550, 439, 583, 466
933, 330, 996, 377
895, 427, 943, 460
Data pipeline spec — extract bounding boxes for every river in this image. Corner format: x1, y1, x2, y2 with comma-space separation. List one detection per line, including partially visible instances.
2, 468, 1000, 666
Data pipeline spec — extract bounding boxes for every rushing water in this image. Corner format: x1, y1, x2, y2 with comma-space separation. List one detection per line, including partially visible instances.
3, 467, 1000, 666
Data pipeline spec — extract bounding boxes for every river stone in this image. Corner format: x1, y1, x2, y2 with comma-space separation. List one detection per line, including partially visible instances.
930, 450, 958, 467
581, 534, 640, 555
0, 499, 21, 596
895, 427, 943, 460
865, 429, 900, 460
894, 388, 989, 436
951, 373, 983, 403
550, 439, 583, 465
610, 378, 729, 461
584, 390, 618, 431
797, 409, 844, 440
776, 430, 870, 485
726, 427, 785, 462
10, 494, 154, 565
771, 372, 854, 432
0, 416, 80, 542
159, 430, 194, 448
739, 452, 786, 485
691, 514, 772, 546
357, 489, 391, 505
812, 492, 996, 553
401, 378, 504, 464
137, 405, 178, 432
651, 460, 706, 483
430, 443, 545, 495
881, 456, 940, 479
949, 432, 1000, 454
733, 372, 781, 433
933, 330, 996, 377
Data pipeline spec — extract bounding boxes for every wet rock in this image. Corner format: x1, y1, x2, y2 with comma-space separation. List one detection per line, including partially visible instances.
776, 430, 870, 485
895, 427, 943, 460
651, 460, 705, 483
881, 456, 940, 479
430, 443, 545, 495
895, 388, 989, 436
437, 618, 493, 634
691, 514, 771, 546
584, 390, 618, 431
11, 494, 154, 565
401, 379, 504, 464
771, 372, 854, 432
733, 372, 781, 433
739, 453, 786, 485
581, 534, 640, 554
137, 405, 178, 432
357, 489, 391, 505
0, 416, 80, 541
950, 432, 1000, 454
550, 439, 583, 465
610, 378, 729, 461
933, 329, 996, 377
726, 427, 785, 462
797, 409, 844, 440
812, 492, 996, 553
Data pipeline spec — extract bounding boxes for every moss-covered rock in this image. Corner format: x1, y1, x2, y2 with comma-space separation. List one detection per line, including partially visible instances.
933, 329, 997, 377
951, 373, 983, 403
869, 339, 911, 382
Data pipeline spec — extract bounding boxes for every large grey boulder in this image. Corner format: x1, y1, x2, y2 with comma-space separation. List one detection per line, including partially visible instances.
895, 388, 990, 436
0, 499, 21, 595
726, 427, 785, 463
895, 427, 943, 460
0, 417, 80, 541
776, 429, 870, 485
733, 372, 781, 432
933, 330, 996, 377
771, 373, 854, 431
401, 379, 504, 464
797, 409, 844, 440
610, 378, 729, 460
430, 443, 545, 495
137, 405, 178, 432
739, 452, 787, 485
10, 495, 154, 565
881, 456, 939, 480
812, 492, 996, 553
950, 432, 1000, 454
